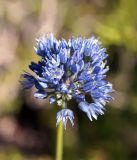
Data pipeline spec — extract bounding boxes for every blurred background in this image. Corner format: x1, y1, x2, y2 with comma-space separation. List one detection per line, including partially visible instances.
0, 0, 137, 159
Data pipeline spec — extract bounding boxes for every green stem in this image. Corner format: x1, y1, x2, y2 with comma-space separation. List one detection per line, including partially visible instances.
56, 121, 64, 160
56, 102, 65, 160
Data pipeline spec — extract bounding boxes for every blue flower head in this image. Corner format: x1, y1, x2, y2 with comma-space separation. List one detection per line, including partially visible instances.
21, 33, 113, 129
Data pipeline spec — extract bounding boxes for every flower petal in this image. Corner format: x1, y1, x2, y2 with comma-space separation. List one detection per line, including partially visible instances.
34, 90, 47, 99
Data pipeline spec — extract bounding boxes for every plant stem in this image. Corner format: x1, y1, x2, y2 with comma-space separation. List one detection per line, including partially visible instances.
56, 102, 65, 160
56, 121, 64, 160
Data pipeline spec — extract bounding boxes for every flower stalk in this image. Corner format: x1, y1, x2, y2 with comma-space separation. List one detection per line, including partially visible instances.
56, 120, 64, 160
56, 101, 65, 160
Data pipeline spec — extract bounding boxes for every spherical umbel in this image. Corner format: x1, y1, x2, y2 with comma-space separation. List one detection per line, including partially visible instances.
20, 33, 113, 129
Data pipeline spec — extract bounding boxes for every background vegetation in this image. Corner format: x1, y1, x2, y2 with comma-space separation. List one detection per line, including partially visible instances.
0, 0, 137, 159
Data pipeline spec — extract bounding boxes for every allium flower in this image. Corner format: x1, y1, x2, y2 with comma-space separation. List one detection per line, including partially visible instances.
20, 33, 113, 129
56, 109, 74, 129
